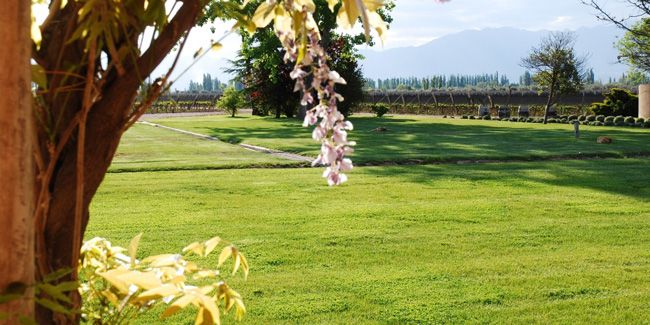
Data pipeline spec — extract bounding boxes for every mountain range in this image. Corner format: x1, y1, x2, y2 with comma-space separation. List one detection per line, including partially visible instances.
359, 26, 628, 83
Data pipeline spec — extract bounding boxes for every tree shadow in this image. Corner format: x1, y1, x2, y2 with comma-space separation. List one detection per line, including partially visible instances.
196, 116, 650, 164
361, 158, 650, 201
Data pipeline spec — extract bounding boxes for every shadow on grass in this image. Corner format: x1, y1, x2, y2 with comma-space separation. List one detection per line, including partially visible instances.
361, 158, 650, 201
197, 116, 650, 164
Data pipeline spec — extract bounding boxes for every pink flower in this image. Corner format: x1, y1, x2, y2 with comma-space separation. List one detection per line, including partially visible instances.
303, 111, 318, 127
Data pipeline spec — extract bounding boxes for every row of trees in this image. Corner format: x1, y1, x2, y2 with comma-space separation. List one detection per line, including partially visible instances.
367, 73, 511, 90
187, 73, 227, 92
364, 68, 602, 91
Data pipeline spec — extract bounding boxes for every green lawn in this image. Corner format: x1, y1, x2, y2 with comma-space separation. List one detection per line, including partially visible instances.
152, 115, 650, 164
89, 158, 650, 324
109, 123, 301, 172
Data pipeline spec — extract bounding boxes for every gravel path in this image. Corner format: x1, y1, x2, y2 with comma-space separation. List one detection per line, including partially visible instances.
140, 110, 253, 120
137, 121, 313, 163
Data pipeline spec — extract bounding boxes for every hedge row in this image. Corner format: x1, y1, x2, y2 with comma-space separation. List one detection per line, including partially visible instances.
356, 103, 589, 117
458, 114, 650, 128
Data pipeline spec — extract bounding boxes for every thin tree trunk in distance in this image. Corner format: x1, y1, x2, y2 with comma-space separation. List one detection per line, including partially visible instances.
0, 0, 35, 320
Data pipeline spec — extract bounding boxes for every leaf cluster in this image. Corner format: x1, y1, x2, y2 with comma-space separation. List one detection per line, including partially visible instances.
79, 234, 248, 325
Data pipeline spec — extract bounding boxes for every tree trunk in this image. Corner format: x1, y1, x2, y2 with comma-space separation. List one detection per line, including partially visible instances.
31, 1, 203, 323
0, 0, 34, 321
544, 88, 555, 124
543, 77, 557, 124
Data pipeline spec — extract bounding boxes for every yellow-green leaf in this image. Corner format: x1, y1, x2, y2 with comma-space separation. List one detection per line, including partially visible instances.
183, 242, 204, 256
203, 236, 221, 256
218, 246, 233, 267
252, 1, 276, 28
161, 294, 195, 319
128, 233, 143, 266
134, 284, 179, 302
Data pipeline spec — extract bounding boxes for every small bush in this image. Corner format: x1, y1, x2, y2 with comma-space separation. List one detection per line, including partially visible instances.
637, 117, 646, 123
482, 115, 492, 120
645, 121, 650, 128
578, 115, 587, 122
526, 117, 534, 123
461, 115, 468, 119
614, 116, 625, 124
469, 115, 476, 120
596, 115, 605, 122
371, 103, 390, 117
596, 122, 604, 126
586, 115, 596, 122
624, 116, 636, 124
604, 121, 614, 126
568, 115, 578, 121
604, 116, 615, 123
217, 86, 246, 117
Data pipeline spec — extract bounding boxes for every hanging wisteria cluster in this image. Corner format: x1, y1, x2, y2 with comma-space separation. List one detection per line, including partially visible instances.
252, 0, 387, 185
293, 32, 355, 186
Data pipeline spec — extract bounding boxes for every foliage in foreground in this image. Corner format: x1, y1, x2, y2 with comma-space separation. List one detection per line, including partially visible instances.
79, 235, 248, 324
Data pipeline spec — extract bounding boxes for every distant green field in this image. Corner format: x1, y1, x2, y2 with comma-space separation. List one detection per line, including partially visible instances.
152, 115, 650, 164
109, 123, 301, 172
89, 158, 650, 324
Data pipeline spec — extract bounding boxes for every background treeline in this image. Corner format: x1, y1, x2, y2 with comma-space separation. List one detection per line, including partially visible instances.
361, 68, 650, 90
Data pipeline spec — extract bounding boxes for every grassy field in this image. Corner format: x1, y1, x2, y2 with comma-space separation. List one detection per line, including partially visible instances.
152, 115, 650, 164
86, 116, 650, 323
109, 123, 301, 172
89, 116, 650, 323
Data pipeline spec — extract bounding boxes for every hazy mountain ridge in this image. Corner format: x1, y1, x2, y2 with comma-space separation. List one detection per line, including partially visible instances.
359, 26, 627, 83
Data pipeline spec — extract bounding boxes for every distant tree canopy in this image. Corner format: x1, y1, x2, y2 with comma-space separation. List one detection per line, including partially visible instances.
521, 32, 586, 123
188, 73, 226, 92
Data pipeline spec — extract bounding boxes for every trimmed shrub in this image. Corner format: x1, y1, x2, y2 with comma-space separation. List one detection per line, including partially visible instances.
586, 115, 596, 122
469, 115, 476, 120
596, 115, 605, 122
482, 115, 492, 120
578, 115, 587, 122
461, 115, 468, 119
604, 121, 614, 126
371, 103, 390, 117
624, 116, 636, 124
604, 116, 615, 123
614, 116, 625, 124
637, 117, 645, 124
588, 88, 638, 117
645, 121, 650, 128
568, 115, 578, 121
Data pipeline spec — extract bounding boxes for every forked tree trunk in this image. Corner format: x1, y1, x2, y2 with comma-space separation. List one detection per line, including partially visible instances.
0, 0, 35, 321
31, 1, 203, 323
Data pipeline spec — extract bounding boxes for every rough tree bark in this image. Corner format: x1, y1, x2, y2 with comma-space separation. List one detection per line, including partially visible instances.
31, 1, 203, 323
0, 0, 34, 322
